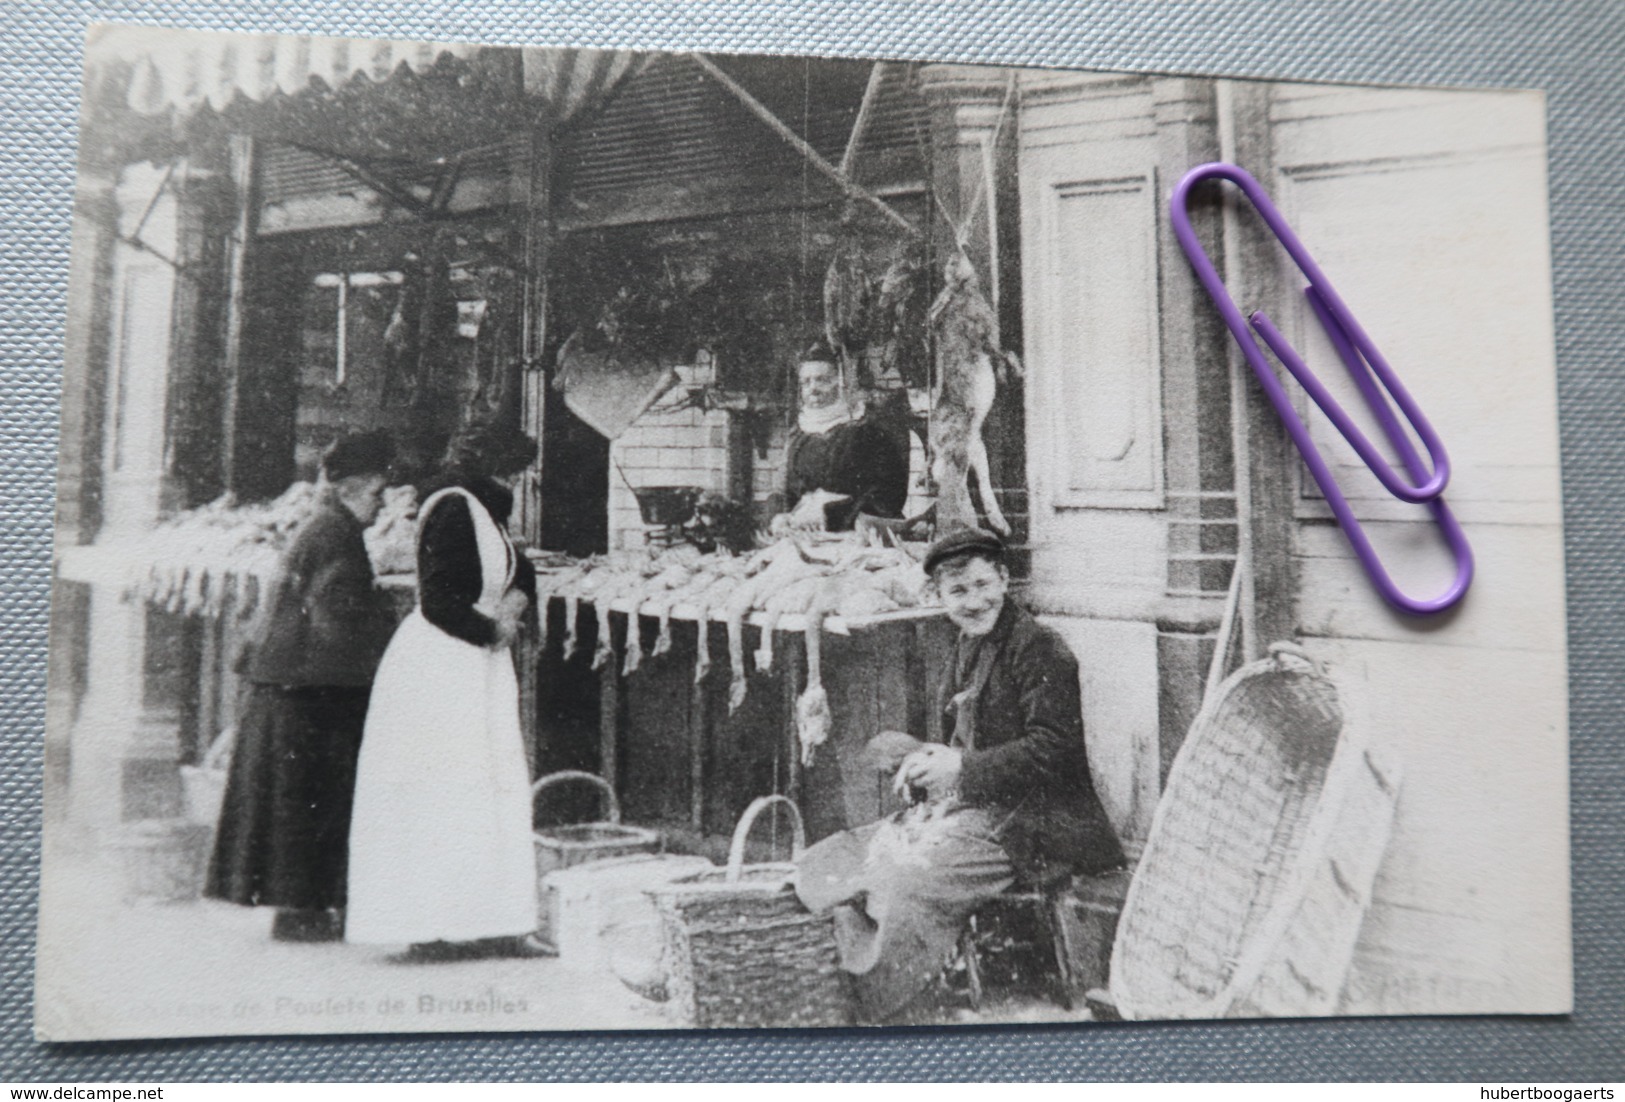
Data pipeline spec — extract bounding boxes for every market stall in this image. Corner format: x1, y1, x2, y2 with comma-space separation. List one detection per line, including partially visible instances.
55, 42, 1035, 855
528, 535, 953, 843
65, 476, 958, 845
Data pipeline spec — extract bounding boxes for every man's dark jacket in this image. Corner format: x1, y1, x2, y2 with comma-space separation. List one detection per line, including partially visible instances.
248, 492, 396, 687
937, 601, 1125, 882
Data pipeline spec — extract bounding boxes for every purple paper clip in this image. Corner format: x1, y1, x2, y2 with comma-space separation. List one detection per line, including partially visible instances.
1169, 161, 1473, 615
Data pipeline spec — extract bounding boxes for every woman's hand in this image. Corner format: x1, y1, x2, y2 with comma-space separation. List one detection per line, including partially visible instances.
499, 588, 530, 618
491, 589, 530, 648
796, 489, 852, 532
892, 744, 963, 800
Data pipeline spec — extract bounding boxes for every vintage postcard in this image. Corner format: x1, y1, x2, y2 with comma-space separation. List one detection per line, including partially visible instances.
37, 24, 1569, 1039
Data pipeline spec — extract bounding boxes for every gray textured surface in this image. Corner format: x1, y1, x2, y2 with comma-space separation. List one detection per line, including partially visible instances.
2, 0, 1620, 1082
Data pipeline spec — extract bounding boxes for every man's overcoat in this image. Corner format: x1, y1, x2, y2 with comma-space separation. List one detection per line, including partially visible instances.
207, 491, 396, 911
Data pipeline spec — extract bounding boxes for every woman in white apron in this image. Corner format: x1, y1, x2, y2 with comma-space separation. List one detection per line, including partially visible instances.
347, 442, 549, 960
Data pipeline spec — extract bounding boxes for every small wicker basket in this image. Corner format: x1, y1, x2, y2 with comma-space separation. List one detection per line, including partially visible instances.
178, 726, 235, 826
1107, 642, 1399, 1020
647, 795, 850, 1028
534, 771, 662, 935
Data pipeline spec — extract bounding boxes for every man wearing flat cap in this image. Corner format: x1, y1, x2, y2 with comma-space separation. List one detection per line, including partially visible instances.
208, 429, 399, 943
795, 527, 1123, 1021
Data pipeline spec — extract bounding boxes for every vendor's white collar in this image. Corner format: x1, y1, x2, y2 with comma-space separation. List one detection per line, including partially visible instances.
797, 398, 865, 436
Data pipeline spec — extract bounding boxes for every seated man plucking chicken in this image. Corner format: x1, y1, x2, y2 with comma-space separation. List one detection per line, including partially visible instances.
793, 528, 1124, 1022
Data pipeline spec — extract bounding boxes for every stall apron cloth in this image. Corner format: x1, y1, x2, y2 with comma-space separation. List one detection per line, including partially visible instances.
795, 635, 1016, 1020
346, 488, 536, 945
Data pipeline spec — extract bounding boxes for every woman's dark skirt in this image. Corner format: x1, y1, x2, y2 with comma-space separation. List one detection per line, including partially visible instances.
205, 683, 370, 911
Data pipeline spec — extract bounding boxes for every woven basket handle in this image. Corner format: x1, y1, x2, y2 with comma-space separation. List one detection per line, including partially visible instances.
1268, 641, 1325, 677
201, 726, 237, 771
531, 770, 621, 825
725, 795, 805, 883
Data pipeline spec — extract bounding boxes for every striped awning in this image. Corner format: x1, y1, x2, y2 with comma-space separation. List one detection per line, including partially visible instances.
85, 24, 643, 128
88, 25, 486, 116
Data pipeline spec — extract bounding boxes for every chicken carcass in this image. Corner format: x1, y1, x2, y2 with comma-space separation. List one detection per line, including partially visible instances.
621, 608, 646, 675
754, 572, 828, 674
928, 252, 1021, 535
795, 668, 833, 768
794, 576, 846, 768
624, 559, 696, 674
592, 566, 658, 673
790, 546, 927, 766
533, 560, 591, 651
637, 561, 697, 658
564, 555, 619, 662
650, 554, 739, 658
687, 569, 745, 684
722, 541, 823, 712
130, 481, 320, 618
558, 557, 613, 660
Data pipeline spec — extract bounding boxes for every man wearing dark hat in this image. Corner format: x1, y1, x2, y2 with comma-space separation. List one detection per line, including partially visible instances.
207, 429, 399, 942
776, 343, 910, 533
795, 528, 1123, 1021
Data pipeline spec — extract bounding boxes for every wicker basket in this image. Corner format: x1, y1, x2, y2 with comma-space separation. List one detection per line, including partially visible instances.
647, 795, 850, 1028
534, 771, 662, 936
1108, 642, 1399, 1020
178, 726, 235, 826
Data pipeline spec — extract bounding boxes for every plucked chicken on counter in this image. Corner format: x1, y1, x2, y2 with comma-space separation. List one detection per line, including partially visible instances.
535, 533, 935, 766
118, 482, 423, 618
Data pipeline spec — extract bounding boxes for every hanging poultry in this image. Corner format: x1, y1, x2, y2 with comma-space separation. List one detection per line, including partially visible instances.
721, 540, 827, 712
927, 251, 1022, 535
794, 544, 928, 765
823, 211, 874, 370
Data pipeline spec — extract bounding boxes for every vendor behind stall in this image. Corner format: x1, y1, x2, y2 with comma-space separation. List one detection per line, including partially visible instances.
778, 343, 909, 532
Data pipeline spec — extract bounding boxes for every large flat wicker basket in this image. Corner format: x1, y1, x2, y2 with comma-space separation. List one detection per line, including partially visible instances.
647, 795, 850, 1029
1109, 643, 1401, 1020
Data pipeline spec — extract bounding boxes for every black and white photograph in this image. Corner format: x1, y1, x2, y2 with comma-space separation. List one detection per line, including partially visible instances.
36, 24, 1570, 1039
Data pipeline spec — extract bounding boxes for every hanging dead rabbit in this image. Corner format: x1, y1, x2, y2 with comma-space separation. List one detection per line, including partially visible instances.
928, 250, 1022, 535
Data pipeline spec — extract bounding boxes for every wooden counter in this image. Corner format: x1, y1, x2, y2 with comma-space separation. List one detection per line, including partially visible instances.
531, 597, 955, 846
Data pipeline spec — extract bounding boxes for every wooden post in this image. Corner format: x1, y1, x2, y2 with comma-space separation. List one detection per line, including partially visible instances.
689, 621, 708, 830
511, 112, 552, 766
219, 135, 257, 499
782, 629, 802, 804
598, 613, 620, 794
1221, 81, 1297, 654
1152, 78, 1231, 771
512, 119, 552, 547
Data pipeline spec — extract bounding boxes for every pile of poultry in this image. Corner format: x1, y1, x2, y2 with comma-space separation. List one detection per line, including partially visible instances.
123, 482, 422, 618
537, 534, 933, 765
121, 482, 320, 617
363, 485, 421, 576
